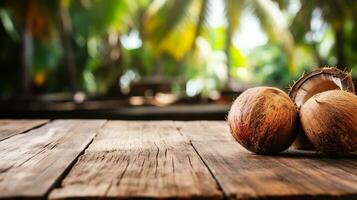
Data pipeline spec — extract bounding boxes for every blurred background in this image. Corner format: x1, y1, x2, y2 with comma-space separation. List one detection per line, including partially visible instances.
0, 0, 356, 119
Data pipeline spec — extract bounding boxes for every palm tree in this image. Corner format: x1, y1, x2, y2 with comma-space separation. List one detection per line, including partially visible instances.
141, 0, 296, 89
58, 0, 78, 93
1, 0, 59, 96
290, 0, 356, 69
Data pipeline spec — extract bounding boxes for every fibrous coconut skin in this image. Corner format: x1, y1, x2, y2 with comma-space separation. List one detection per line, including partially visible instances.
289, 67, 355, 150
300, 90, 357, 156
228, 87, 298, 154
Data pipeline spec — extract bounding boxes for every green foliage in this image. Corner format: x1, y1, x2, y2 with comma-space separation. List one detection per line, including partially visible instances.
224, 0, 244, 31
125, 47, 154, 76
33, 38, 62, 73
69, 0, 130, 38
205, 27, 226, 50
230, 47, 247, 68
1, 0, 357, 97
249, 43, 305, 89
144, 0, 192, 43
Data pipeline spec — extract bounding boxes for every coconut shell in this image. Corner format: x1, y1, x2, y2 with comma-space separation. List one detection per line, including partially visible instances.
289, 67, 355, 150
227, 87, 298, 154
300, 90, 357, 156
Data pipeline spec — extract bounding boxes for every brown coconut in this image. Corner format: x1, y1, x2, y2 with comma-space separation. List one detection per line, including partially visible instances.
228, 87, 298, 154
300, 90, 357, 155
289, 67, 355, 149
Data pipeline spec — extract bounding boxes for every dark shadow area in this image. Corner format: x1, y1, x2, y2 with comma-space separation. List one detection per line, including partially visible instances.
276, 150, 357, 159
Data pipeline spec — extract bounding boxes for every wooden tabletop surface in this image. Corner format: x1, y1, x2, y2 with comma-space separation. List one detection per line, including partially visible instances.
0, 120, 356, 199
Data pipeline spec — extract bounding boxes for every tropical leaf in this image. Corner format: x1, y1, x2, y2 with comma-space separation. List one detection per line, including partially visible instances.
316, 0, 350, 29
0, 9, 19, 41
223, 0, 245, 84
249, 0, 296, 74
192, 0, 209, 49
289, 0, 313, 43
5, 0, 58, 39
231, 46, 247, 68
224, 0, 245, 31
155, 22, 196, 60
272, 0, 289, 10
144, 0, 192, 43
205, 27, 226, 50
69, 0, 130, 38
145, 0, 206, 60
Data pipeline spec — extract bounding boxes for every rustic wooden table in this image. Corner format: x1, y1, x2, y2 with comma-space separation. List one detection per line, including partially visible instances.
0, 120, 356, 199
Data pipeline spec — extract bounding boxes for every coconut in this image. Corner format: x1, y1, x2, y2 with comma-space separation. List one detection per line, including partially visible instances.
289, 67, 355, 149
300, 90, 357, 156
227, 87, 298, 154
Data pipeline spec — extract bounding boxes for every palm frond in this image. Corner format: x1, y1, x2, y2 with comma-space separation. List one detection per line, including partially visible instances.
144, 0, 192, 43
192, 0, 209, 50
290, 0, 313, 43
317, 0, 350, 28
249, 0, 296, 73
224, 0, 245, 32
272, 0, 289, 10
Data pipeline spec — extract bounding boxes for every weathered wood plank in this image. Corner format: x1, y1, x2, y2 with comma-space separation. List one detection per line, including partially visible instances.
0, 119, 48, 141
0, 119, 106, 199
176, 121, 234, 142
49, 121, 222, 200
177, 121, 357, 199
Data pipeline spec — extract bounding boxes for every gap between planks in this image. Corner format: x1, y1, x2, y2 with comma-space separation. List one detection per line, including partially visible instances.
0, 119, 107, 199
175, 121, 234, 198
0, 119, 49, 141
189, 138, 228, 199
49, 121, 223, 200
4, 120, 357, 200
44, 120, 109, 199
176, 121, 357, 200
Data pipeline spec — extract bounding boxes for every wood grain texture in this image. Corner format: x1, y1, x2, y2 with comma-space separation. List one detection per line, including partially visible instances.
175, 121, 234, 142
178, 121, 357, 199
0, 119, 106, 199
49, 121, 222, 200
0, 119, 48, 141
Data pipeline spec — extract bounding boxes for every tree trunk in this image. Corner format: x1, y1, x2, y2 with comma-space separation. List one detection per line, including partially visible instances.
312, 42, 324, 67
21, 28, 33, 97
334, 27, 346, 70
59, 1, 78, 93
22, 8, 33, 97
225, 22, 232, 89
191, 0, 208, 50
